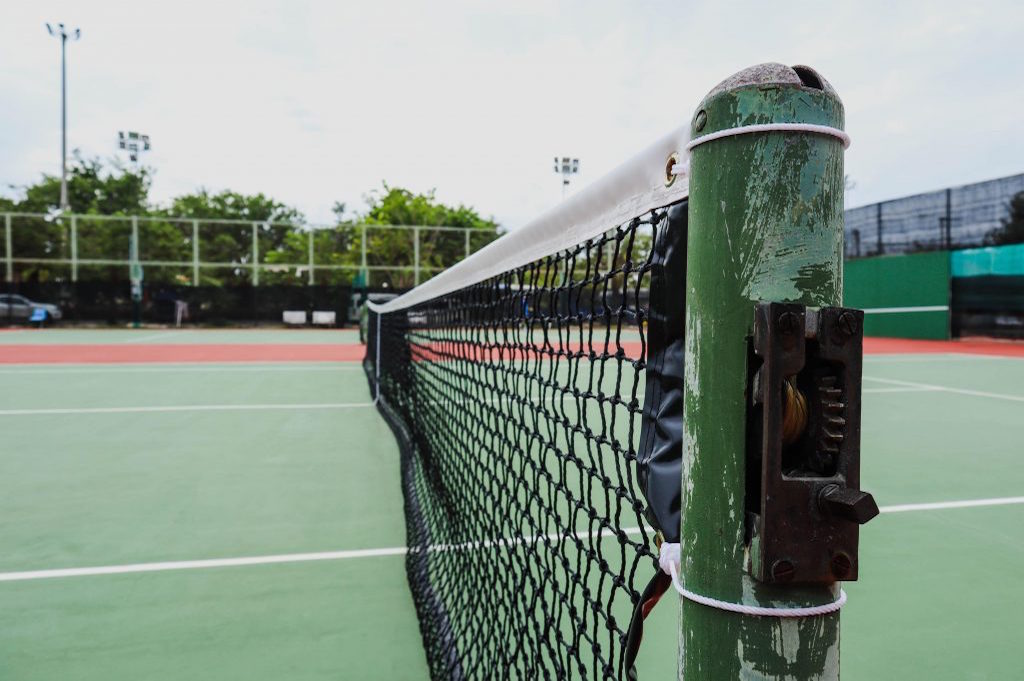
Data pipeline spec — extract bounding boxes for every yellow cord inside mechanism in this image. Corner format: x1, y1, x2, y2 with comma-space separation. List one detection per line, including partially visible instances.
781, 377, 808, 447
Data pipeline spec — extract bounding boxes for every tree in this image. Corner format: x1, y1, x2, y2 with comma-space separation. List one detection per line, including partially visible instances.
158, 189, 306, 285
359, 184, 500, 288
3, 156, 151, 283
984, 191, 1024, 246
3, 157, 500, 290
11, 154, 150, 216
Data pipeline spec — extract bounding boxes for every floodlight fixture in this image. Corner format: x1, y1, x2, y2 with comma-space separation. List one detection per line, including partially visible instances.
553, 156, 580, 197
118, 131, 151, 163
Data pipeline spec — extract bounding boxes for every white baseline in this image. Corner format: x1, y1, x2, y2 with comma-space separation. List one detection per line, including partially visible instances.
0, 402, 373, 416
0, 496, 1020, 583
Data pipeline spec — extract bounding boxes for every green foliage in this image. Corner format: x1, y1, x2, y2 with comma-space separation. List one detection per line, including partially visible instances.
3, 160, 499, 290
985, 191, 1024, 246
161, 189, 303, 224
359, 184, 500, 288
14, 154, 150, 216
3, 156, 152, 282
156, 189, 308, 285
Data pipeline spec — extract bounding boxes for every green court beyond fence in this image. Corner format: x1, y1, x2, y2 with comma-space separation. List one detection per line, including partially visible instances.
844, 252, 951, 339
845, 243, 1024, 340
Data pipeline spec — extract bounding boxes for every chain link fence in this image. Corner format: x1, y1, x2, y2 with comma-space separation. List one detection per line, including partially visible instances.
1, 213, 500, 324
844, 173, 1024, 258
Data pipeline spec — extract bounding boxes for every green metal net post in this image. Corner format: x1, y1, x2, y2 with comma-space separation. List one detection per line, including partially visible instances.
680, 64, 847, 678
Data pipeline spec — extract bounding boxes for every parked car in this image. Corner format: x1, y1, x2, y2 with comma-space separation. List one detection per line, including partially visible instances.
0, 294, 63, 321
358, 292, 399, 344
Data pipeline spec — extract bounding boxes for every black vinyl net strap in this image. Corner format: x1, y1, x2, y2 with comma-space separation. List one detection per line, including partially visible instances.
365, 205, 680, 680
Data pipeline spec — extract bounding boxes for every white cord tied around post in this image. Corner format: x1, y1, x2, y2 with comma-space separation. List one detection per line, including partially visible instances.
670, 123, 851, 177
659, 542, 847, 617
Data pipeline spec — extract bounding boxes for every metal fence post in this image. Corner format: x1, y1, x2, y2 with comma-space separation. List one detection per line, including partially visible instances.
70, 215, 78, 282
464, 228, 470, 259
413, 226, 420, 286
192, 220, 200, 286
131, 216, 139, 279
5, 214, 12, 283
361, 224, 368, 274
252, 222, 259, 286
944, 187, 953, 250
682, 64, 846, 679
308, 229, 314, 285
876, 201, 884, 254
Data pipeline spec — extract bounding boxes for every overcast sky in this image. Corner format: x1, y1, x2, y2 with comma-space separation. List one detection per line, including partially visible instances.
3, 1, 1022, 228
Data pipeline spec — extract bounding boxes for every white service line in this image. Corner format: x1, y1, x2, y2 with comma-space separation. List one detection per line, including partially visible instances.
0, 496, 1020, 583
950, 352, 1024, 361
864, 353, 1023, 364
0, 402, 373, 416
122, 332, 186, 343
863, 376, 1024, 403
0, 364, 362, 375
0, 547, 407, 582
864, 354, 971, 364
861, 305, 949, 314
880, 497, 1024, 513
862, 387, 939, 394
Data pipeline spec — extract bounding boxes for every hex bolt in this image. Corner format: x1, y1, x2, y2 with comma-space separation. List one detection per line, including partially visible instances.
771, 559, 795, 583
694, 110, 707, 132
831, 552, 852, 579
819, 484, 880, 524
777, 311, 800, 336
836, 311, 859, 338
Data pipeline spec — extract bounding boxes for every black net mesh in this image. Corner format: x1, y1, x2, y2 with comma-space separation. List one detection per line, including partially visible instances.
365, 208, 671, 680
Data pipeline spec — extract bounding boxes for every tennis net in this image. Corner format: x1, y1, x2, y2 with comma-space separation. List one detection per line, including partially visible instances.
364, 126, 691, 679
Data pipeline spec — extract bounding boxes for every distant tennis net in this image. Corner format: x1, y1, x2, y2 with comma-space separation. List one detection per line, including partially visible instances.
364, 126, 691, 679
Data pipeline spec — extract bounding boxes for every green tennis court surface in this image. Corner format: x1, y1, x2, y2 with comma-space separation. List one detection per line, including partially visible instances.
0, 331, 1020, 679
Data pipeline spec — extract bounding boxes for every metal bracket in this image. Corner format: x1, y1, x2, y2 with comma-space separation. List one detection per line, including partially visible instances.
746, 302, 878, 585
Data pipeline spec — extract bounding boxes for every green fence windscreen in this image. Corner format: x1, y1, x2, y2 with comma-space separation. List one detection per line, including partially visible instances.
843, 251, 951, 339
950, 243, 1024, 339
952, 242, 1024, 277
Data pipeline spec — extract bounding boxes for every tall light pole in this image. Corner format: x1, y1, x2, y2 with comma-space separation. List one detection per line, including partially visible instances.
553, 156, 579, 198
46, 23, 80, 213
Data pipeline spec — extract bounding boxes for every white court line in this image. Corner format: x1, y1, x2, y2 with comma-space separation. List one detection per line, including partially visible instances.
880, 497, 1024, 513
0, 496, 1020, 583
949, 352, 1024, 361
0, 547, 408, 582
863, 387, 939, 394
862, 305, 948, 314
865, 354, 974, 363
122, 332, 186, 344
0, 402, 373, 416
863, 376, 1024, 403
865, 353, 1024, 363
0, 364, 362, 375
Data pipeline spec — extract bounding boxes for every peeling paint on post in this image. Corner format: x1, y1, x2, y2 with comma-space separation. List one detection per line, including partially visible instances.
680, 63, 846, 679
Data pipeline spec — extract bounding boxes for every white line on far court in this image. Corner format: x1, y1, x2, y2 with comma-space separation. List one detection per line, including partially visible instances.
0, 496, 1020, 583
0, 402, 373, 416
880, 497, 1024, 513
863, 376, 1024, 403
861, 305, 949, 314
862, 387, 938, 394
0, 364, 362, 375
122, 332, 186, 344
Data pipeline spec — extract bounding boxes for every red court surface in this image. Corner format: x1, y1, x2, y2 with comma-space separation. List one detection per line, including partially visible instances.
863, 337, 1024, 357
1, 337, 1022, 365
0, 343, 366, 364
